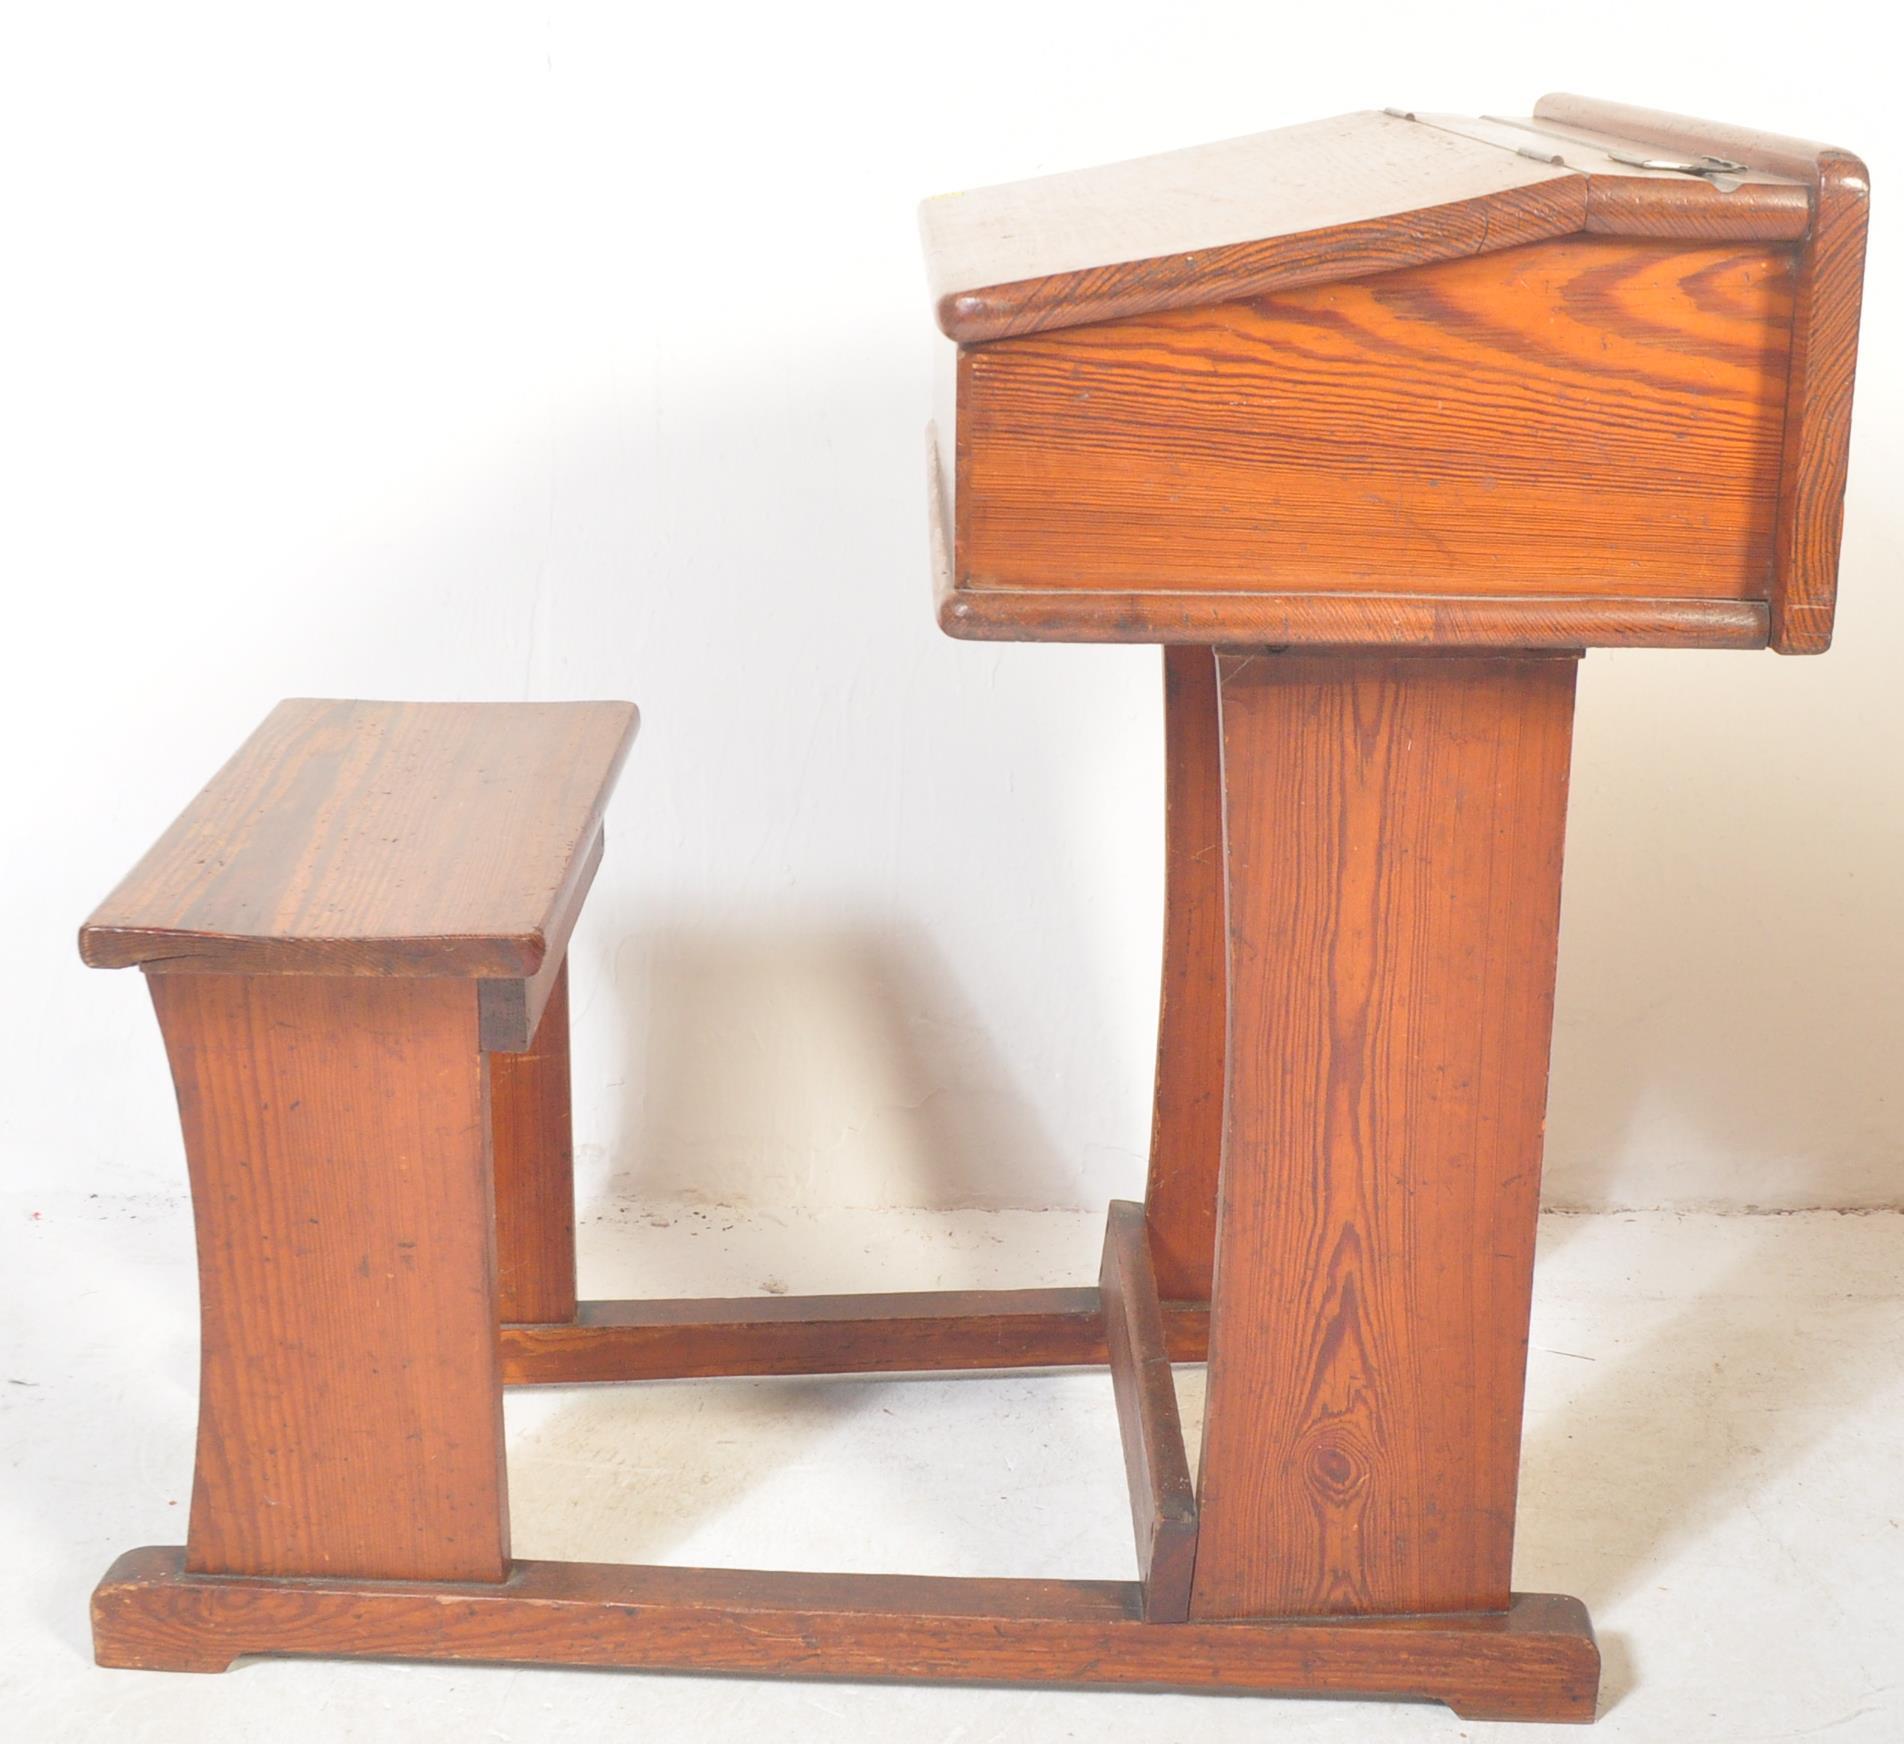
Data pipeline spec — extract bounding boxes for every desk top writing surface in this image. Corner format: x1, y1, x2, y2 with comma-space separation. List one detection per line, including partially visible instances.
924, 96, 1867, 655
80, 699, 638, 978
923, 104, 1814, 344
922, 111, 1582, 342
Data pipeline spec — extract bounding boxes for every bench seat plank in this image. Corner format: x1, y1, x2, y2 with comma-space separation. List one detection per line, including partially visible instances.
80, 698, 637, 979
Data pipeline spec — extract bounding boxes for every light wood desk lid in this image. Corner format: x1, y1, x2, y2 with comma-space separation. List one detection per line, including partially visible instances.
80, 699, 638, 978
922, 99, 1828, 344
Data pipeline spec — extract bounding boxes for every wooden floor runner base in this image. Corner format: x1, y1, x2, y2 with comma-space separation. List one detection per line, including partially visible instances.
94, 1548, 1599, 1722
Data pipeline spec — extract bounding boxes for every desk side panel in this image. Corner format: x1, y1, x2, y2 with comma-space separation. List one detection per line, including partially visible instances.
1534, 96, 1870, 653
954, 237, 1794, 615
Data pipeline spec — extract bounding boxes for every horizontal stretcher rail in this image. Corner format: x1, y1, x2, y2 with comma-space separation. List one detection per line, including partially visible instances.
499, 1286, 1212, 1385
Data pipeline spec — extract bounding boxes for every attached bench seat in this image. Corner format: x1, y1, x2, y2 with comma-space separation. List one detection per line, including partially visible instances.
80, 697, 638, 1050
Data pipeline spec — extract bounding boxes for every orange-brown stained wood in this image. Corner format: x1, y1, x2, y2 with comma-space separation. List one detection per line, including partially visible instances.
934, 568, 1771, 651
500, 1289, 1212, 1385
92, 1547, 1602, 1722
151, 971, 510, 1584
1144, 646, 1226, 1300
490, 960, 578, 1326
80, 699, 637, 977
1531, 95, 1871, 654
1100, 1201, 1197, 1621
478, 830, 603, 1053
1190, 652, 1576, 1621
1400, 111, 1813, 244
956, 237, 1794, 606
922, 110, 1586, 343
921, 105, 1815, 345
1767, 153, 1868, 652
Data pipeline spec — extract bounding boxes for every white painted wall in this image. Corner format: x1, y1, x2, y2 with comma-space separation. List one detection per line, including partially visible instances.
4, 2, 1898, 1215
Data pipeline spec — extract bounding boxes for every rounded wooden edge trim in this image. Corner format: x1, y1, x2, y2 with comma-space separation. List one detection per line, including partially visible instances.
1534, 94, 1858, 196
1580, 176, 1811, 241
938, 585, 1770, 651
934, 180, 1588, 343
76, 927, 549, 978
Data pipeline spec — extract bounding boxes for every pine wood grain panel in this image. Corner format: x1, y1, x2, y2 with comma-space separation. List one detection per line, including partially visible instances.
490, 960, 577, 1326
93, 1547, 1602, 1721
922, 111, 1584, 343
1099, 1201, 1197, 1621
1190, 652, 1575, 1621
930, 423, 1769, 650
1143, 647, 1226, 1297
499, 1289, 1211, 1384
149, 971, 509, 1583
1769, 158, 1869, 651
957, 237, 1795, 604
81, 699, 637, 976
1532, 96, 1872, 653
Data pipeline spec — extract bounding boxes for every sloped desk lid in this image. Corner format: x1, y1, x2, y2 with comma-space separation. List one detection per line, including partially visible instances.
923, 99, 1822, 343
923, 96, 1869, 655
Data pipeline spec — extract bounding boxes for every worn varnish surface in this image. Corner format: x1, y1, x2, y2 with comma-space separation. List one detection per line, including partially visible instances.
924, 105, 1816, 344
1143, 647, 1226, 1298
490, 961, 578, 1326
94, 1548, 1601, 1721
81, 699, 637, 976
924, 111, 1584, 343
150, 972, 510, 1583
1190, 653, 1576, 1620
957, 237, 1794, 603
1406, 111, 1812, 242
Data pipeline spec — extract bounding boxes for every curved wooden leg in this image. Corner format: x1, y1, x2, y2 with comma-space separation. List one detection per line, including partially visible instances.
1143, 645, 1227, 1302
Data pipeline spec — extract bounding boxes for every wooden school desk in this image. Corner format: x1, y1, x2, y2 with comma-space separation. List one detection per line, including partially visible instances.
85, 95, 1866, 1723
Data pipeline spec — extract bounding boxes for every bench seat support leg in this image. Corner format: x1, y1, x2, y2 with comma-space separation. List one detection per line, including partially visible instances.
145, 971, 512, 1585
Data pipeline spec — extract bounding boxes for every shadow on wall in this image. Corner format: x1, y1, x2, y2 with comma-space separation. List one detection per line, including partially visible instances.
594, 919, 1083, 1213
568, 638, 1904, 1223
1543, 598, 1904, 1211
124, 308, 1894, 1221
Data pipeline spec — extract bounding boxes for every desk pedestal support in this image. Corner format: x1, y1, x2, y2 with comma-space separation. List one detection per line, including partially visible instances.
1194, 650, 1577, 1619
